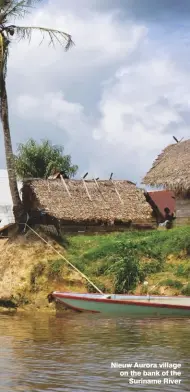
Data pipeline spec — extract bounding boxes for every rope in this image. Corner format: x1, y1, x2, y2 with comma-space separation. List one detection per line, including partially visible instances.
25, 223, 104, 295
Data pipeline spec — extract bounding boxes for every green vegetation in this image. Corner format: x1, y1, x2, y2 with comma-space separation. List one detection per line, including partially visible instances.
48, 259, 65, 279
158, 279, 183, 290
2, 225, 189, 311
181, 283, 190, 296
24, 226, 190, 299
62, 226, 190, 294
15, 139, 78, 179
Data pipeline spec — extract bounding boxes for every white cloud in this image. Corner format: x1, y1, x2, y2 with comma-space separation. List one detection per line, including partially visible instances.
16, 92, 84, 126
94, 56, 189, 146
14, 53, 190, 182
90, 55, 190, 178
8, 5, 147, 87
0, 0, 190, 199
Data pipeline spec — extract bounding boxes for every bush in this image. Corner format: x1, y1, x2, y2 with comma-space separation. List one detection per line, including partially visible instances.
48, 259, 64, 279
159, 279, 183, 290
181, 283, 190, 296
140, 258, 163, 276
85, 280, 106, 293
176, 263, 190, 278
108, 251, 144, 293
86, 259, 111, 277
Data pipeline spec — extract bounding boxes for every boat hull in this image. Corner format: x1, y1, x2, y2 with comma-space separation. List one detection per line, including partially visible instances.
52, 292, 190, 316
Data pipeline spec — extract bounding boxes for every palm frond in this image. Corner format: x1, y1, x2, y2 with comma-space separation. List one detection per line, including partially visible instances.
2, 1, 30, 21
0, 0, 11, 7
14, 25, 74, 50
0, 0, 12, 23
0, 1, 37, 26
0, 0, 42, 11
25, 0, 43, 4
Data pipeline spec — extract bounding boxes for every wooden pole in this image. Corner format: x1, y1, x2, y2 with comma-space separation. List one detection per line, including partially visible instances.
111, 180, 123, 204
60, 175, 72, 198
82, 178, 92, 201
93, 178, 105, 201
93, 177, 99, 189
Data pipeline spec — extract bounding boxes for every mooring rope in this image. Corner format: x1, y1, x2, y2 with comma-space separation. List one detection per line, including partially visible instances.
25, 223, 104, 295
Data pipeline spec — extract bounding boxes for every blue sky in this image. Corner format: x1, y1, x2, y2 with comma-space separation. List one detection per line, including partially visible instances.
0, 0, 190, 201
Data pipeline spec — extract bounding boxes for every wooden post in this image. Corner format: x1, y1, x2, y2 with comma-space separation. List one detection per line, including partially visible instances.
93, 178, 105, 201
60, 175, 72, 198
93, 177, 99, 189
82, 178, 92, 201
111, 180, 123, 204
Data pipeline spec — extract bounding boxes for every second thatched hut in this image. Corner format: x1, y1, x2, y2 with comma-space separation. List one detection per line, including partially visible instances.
143, 139, 190, 226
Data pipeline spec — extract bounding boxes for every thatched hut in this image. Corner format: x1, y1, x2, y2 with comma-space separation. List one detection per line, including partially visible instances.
143, 139, 190, 225
22, 178, 156, 233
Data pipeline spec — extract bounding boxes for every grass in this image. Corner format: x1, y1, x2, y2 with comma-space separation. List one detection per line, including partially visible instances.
61, 226, 190, 294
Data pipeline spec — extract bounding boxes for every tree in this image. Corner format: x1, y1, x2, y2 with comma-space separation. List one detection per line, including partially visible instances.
15, 139, 78, 179
0, 0, 74, 223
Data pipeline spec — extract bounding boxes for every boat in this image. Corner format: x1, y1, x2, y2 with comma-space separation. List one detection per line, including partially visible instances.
49, 292, 190, 316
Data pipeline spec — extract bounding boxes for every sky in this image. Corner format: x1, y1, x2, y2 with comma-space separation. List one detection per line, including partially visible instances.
1, 0, 190, 205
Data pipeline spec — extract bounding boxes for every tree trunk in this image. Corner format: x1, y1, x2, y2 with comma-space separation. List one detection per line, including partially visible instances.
1, 78, 24, 223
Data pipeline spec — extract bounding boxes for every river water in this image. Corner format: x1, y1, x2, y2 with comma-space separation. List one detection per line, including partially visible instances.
0, 312, 189, 391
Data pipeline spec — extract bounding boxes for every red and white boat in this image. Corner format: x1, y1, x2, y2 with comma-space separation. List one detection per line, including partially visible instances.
49, 292, 190, 316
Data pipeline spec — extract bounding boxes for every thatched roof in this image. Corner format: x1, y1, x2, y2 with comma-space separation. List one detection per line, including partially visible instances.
143, 139, 190, 194
22, 179, 153, 224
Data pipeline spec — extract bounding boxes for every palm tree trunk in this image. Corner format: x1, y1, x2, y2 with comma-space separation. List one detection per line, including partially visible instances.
1, 78, 24, 222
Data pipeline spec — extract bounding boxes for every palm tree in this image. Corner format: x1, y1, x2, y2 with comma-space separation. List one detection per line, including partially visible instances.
0, 0, 73, 224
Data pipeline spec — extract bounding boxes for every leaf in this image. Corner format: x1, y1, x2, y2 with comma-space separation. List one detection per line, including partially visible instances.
14, 25, 74, 49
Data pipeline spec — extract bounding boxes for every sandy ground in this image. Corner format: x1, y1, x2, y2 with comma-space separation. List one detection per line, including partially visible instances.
0, 232, 85, 311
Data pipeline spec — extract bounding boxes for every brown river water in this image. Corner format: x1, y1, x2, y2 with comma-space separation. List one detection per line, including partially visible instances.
0, 312, 190, 392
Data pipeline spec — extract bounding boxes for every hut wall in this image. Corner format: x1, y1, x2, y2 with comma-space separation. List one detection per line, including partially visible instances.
175, 198, 190, 226
60, 223, 155, 234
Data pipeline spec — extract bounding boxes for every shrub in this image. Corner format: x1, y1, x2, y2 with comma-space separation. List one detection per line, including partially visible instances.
108, 251, 144, 293
85, 280, 106, 293
140, 258, 163, 276
181, 283, 190, 296
48, 259, 64, 279
86, 260, 111, 277
176, 263, 190, 278
159, 279, 183, 290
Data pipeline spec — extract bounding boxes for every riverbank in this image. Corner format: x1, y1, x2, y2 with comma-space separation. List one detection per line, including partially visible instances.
0, 226, 190, 312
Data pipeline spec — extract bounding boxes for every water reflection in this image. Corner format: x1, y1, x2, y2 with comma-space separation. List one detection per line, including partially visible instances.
0, 313, 190, 391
